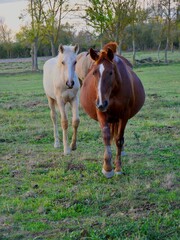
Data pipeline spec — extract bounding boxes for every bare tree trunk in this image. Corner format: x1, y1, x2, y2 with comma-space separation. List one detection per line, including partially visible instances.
157, 42, 161, 63
131, 21, 136, 66
118, 39, 122, 55
165, 0, 171, 64
132, 38, 136, 66
50, 38, 56, 57
31, 38, 39, 71
165, 36, 169, 64
170, 42, 174, 53
30, 43, 34, 70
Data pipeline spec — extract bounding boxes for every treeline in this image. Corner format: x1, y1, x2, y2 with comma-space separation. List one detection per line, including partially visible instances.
0, 21, 179, 59
0, 0, 179, 69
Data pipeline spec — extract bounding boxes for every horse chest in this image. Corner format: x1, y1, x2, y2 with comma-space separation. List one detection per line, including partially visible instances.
61, 89, 77, 103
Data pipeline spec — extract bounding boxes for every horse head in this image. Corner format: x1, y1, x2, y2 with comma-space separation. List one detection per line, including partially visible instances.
59, 44, 79, 89
89, 47, 117, 112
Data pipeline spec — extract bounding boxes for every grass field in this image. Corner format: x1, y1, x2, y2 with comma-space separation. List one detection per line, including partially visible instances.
0, 59, 180, 239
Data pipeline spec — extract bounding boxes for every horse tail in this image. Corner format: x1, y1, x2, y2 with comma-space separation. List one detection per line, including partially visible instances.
110, 123, 119, 143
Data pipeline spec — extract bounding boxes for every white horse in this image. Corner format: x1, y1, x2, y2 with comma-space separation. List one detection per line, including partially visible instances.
43, 44, 80, 155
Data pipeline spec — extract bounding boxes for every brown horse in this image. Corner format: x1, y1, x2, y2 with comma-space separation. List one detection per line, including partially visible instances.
80, 42, 145, 178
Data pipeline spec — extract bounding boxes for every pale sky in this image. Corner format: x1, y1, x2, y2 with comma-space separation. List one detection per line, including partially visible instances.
0, 0, 28, 34
0, 0, 86, 36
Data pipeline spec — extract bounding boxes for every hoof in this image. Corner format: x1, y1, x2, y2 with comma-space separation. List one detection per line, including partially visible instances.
102, 169, 114, 178
64, 148, 71, 155
115, 171, 123, 175
70, 143, 77, 151
54, 142, 60, 148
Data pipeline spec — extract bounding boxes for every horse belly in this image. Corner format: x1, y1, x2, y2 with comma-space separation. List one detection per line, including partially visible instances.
129, 79, 145, 118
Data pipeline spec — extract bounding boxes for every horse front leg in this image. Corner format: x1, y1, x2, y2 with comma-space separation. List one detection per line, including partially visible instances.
114, 119, 128, 174
101, 125, 114, 178
47, 97, 60, 148
61, 117, 71, 155
57, 99, 71, 155
70, 97, 80, 150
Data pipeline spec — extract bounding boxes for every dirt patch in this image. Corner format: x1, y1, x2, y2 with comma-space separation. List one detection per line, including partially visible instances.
147, 93, 161, 99
152, 126, 179, 134
66, 162, 86, 171
23, 101, 43, 108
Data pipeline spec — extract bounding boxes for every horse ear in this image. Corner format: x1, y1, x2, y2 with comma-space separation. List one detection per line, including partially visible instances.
74, 44, 79, 54
90, 48, 99, 61
59, 44, 64, 53
107, 48, 114, 61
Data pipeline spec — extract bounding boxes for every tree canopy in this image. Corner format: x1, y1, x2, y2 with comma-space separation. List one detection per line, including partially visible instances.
0, 0, 179, 65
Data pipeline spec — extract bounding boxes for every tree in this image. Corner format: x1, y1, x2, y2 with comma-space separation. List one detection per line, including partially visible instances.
83, 0, 146, 55
128, 0, 147, 65
29, 0, 44, 70
148, 1, 166, 63
19, 0, 44, 71
83, 0, 112, 48
0, 18, 13, 58
106, 0, 137, 54
158, 0, 179, 63
175, 2, 180, 50
41, 0, 70, 57
74, 30, 96, 51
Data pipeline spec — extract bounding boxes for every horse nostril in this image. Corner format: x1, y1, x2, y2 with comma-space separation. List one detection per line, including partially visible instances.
96, 99, 108, 111
66, 81, 74, 88
103, 100, 108, 108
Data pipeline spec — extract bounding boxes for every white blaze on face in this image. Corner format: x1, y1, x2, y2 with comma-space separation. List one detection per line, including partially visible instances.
65, 56, 74, 84
98, 63, 105, 106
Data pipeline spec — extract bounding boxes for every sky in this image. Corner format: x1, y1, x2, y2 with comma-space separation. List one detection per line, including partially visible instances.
0, 0, 28, 34
0, 0, 86, 36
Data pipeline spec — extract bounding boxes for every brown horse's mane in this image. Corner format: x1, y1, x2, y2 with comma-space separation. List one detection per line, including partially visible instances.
103, 42, 118, 53
95, 42, 118, 64
93, 42, 133, 68
97, 50, 111, 63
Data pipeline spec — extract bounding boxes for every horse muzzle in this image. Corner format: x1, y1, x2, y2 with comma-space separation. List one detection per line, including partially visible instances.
66, 80, 74, 89
96, 99, 108, 112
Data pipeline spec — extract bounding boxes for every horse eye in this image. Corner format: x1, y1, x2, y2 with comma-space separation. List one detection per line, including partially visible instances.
62, 61, 65, 65
74, 61, 77, 65
109, 71, 113, 75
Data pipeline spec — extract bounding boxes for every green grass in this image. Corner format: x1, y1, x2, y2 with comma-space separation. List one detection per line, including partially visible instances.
0, 58, 46, 74
0, 61, 180, 239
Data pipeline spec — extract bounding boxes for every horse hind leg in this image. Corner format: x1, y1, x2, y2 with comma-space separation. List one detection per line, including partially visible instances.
114, 137, 124, 175
48, 97, 60, 148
